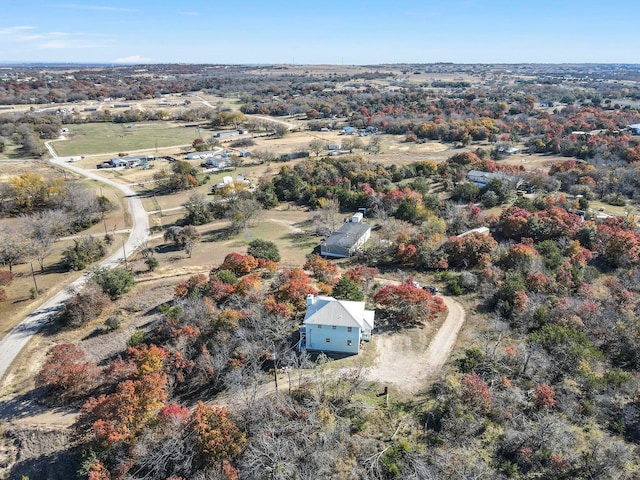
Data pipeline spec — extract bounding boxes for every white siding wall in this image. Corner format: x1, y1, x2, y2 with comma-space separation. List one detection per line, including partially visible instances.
306, 324, 360, 354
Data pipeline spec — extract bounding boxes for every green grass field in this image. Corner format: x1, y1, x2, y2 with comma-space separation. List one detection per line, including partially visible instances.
53, 122, 202, 156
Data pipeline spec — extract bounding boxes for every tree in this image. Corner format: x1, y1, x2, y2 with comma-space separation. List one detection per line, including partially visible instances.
226, 196, 262, 233
331, 276, 364, 301
341, 137, 363, 153
60, 282, 111, 328
308, 139, 326, 157
0, 226, 30, 273
533, 384, 557, 409
373, 280, 447, 324
36, 343, 99, 401
247, 239, 280, 262
304, 255, 339, 284
219, 253, 258, 276
366, 135, 383, 154
273, 123, 289, 138
183, 192, 213, 226
192, 402, 246, 471
164, 225, 201, 254
20, 209, 69, 272
91, 267, 135, 300
315, 197, 341, 236
62, 236, 106, 270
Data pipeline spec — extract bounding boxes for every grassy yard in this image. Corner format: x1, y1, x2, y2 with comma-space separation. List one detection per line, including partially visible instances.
53, 122, 201, 156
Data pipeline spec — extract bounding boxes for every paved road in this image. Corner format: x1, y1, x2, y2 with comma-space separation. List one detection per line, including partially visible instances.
0, 145, 150, 382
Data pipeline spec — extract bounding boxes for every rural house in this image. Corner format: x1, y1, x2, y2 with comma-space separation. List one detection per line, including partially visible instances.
467, 169, 522, 188
299, 295, 375, 354
320, 212, 371, 258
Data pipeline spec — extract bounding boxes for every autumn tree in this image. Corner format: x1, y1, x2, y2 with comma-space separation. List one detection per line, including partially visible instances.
36, 343, 99, 402
373, 280, 447, 324
304, 255, 339, 284
272, 268, 317, 311
219, 252, 259, 276
192, 402, 246, 471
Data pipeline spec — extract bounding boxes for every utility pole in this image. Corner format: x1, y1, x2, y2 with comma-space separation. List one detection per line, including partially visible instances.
121, 237, 128, 269
30, 262, 39, 297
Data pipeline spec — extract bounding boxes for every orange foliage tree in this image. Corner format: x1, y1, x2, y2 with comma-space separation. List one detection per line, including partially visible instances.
303, 255, 339, 284
192, 402, 246, 471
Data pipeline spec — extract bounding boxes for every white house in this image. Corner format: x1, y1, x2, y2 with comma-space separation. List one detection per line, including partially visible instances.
320, 213, 371, 258
299, 295, 375, 354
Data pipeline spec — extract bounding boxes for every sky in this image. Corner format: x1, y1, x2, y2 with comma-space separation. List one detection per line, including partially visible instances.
0, 0, 638, 65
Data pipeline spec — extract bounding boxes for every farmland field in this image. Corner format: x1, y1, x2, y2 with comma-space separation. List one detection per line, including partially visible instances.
52, 122, 202, 156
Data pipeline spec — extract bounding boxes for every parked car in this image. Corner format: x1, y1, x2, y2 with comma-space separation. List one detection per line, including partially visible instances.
423, 285, 439, 294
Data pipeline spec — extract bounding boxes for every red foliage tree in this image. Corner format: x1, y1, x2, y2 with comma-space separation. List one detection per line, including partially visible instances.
373, 280, 447, 324
462, 373, 492, 413
533, 384, 557, 409
36, 343, 99, 399
174, 274, 208, 298
596, 223, 640, 267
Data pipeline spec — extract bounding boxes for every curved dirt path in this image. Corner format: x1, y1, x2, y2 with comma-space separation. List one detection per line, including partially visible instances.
365, 296, 465, 393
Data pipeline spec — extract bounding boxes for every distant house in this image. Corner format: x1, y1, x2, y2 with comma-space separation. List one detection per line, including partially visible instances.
187, 150, 218, 160
457, 226, 491, 238
327, 142, 342, 151
627, 124, 640, 135
320, 213, 371, 258
97, 155, 154, 169
467, 170, 521, 188
214, 129, 247, 138
299, 295, 375, 354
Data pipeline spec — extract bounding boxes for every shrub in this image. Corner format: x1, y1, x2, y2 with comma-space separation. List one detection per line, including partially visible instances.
91, 267, 135, 300
0, 270, 13, 286
247, 239, 281, 262
60, 283, 110, 328
128, 330, 145, 347
145, 257, 159, 271
104, 314, 123, 332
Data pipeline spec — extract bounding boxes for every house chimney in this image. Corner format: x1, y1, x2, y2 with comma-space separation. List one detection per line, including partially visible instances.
306, 294, 315, 307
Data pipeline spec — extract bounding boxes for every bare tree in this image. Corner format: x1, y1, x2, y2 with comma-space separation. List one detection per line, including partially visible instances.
308, 139, 326, 157
21, 209, 69, 272
0, 226, 30, 273
315, 197, 341, 236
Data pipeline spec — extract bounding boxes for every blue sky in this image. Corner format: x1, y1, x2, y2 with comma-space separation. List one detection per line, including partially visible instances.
0, 0, 638, 64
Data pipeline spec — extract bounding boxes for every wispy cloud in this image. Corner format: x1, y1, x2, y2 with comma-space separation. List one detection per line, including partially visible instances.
114, 55, 152, 63
52, 3, 140, 13
179, 11, 200, 16
0, 25, 112, 51
403, 11, 440, 18
0, 25, 37, 35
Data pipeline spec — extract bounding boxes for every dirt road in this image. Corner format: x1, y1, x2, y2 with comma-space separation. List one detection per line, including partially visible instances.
365, 296, 465, 394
